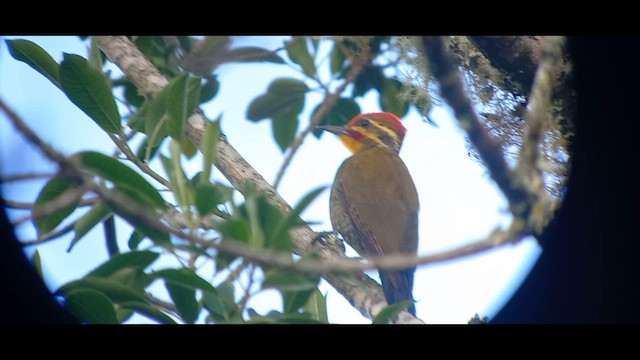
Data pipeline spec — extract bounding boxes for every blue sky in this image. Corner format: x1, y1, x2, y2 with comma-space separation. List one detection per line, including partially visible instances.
0, 35, 542, 324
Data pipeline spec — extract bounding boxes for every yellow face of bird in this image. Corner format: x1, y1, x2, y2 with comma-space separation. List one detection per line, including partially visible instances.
318, 112, 407, 154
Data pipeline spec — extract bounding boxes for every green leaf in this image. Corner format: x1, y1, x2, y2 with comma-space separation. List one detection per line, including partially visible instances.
330, 43, 346, 75
131, 222, 171, 247
170, 140, 193, 208
86, 250, 160, 278
303, 288, 328, 323
143, 93, 170, 149
122, 79, 146, 108
200, 76, 219, 104
246, 93, 295, 122
203, 282, 239, 322
200, 119, 221, 185
69, 201, 111, 252
246, 78, 308, 123
269, 186, 326, 251
224, 46, 285, 64
271, 97, 302, 152
6, 39, 61, 88
372, 299, 415, 324
181, 138, 198, 159
165, 75, 201, 143
182, 36, 230, 76
119, 301, 177, 324
32, 250, 44, 279
64, 288, 118, 324
282, 288, 316, 314
160, 151, 193, 210
379, 78, 409, 118
262, 269, 319, 292
312, 97, 360, 138
57, 277, 147, 303
267, 78, 309, 96
286, 37, 316, 77
134, 136, 161, 163
33, 177, 81, 237
75, 151, 166, 209
150, 268, 216, 294
88, 36, 105, 70
353, 65, 385, 98
216, 218, 251, 243
195, 182, 220, 215
127, 229, 145, 250
60, 53, 121, 134
165, 282, 199, 324
107, 267, 150, 292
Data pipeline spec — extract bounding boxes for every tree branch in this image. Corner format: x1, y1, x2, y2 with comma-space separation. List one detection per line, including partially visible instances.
96, 36, 420, 322
421, 36, 531, 218
515, 36, 566, 233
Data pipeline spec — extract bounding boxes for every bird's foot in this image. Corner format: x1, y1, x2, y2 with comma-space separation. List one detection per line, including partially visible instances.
311, 231, 345, 253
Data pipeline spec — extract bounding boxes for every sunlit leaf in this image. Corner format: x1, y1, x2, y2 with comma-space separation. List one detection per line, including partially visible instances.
200, 119, 221, 185
165, 75, 201, 143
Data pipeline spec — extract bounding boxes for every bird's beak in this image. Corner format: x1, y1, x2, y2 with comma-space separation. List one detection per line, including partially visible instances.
316, 125, 350, 136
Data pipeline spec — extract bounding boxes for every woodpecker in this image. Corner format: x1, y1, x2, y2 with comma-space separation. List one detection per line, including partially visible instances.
317, 112, 419, 316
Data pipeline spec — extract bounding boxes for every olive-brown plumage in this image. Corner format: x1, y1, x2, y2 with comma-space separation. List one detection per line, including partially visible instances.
318, 112, 419, 316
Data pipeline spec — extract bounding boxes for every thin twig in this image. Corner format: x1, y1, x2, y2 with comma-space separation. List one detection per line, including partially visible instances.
237, 263, 257, 315
92, 178, 530, 275
272, 49, 369, 190
20, 222, 76, 246
0, 98, 68, 165
31, 185, 88, 219
0, 173, 54, 182
107, 133, 171, 189
3, 197, 97, 210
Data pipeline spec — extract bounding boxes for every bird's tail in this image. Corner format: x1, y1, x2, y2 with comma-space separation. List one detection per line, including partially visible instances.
379, 269, 416, 316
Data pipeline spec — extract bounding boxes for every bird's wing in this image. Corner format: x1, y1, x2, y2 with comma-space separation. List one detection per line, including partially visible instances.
337, 148, 419, 257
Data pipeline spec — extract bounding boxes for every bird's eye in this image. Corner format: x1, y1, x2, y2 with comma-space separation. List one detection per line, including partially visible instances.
358, 119, 370, 127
